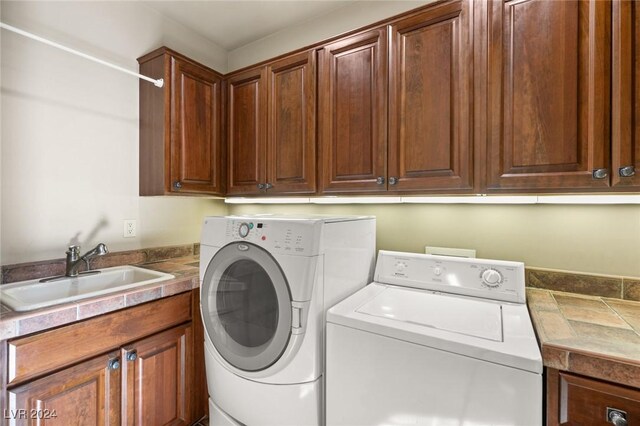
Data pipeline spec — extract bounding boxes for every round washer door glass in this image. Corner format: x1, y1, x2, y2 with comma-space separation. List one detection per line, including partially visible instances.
201, 242, 292, 371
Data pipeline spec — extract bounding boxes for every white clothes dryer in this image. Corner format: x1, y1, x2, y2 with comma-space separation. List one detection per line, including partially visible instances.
326, 250, 543, 425
199, 215, 376, 426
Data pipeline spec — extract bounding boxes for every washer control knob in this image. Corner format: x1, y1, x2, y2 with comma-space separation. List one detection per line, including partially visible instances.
481, 269, 503, 287
238, 223, 250, 238
433, 267, 442, 276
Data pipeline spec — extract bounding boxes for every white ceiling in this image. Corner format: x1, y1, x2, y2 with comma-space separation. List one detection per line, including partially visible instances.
143, 1, 354, 51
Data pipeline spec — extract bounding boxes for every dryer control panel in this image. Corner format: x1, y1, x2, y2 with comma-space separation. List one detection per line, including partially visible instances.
374, 251, 526, 304
222, 218, 322, 256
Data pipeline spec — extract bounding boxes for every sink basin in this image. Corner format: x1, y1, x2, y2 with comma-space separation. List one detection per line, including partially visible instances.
0, 266, 175, 312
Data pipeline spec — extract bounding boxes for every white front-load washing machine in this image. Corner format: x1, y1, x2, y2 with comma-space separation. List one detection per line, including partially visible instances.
199, 215, 376, 426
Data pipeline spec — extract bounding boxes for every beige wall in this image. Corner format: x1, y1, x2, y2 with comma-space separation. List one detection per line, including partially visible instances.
0, 1, 227, 264
228, 203, 640, 278
227, 0, 431, 71
2, 0, 639, 280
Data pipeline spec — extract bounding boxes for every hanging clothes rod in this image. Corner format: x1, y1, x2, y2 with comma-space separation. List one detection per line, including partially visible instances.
0, 22, 164, 88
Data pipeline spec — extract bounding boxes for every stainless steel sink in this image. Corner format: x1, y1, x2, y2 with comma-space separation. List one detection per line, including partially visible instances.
0, 266, 174, 312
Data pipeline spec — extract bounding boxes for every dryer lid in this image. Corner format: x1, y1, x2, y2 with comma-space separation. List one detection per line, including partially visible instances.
356, 286, 503, 342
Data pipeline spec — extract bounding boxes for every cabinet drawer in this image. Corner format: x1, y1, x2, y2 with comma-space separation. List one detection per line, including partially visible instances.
6, 292, 192, 386
557, 371, 640, 425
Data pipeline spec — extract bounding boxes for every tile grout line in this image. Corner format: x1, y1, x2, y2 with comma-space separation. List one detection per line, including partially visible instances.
602, 299, 638, 335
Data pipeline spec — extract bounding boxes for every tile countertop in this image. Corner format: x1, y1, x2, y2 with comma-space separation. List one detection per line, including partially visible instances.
527, 288, 640, 388
0, 256, 200, 341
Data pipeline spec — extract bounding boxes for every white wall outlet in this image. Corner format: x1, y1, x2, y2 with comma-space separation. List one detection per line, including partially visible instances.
425, 246, 476, 258
123, 219, 137, 238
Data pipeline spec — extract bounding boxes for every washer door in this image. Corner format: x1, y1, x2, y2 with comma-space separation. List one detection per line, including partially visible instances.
201, 242, 292, 372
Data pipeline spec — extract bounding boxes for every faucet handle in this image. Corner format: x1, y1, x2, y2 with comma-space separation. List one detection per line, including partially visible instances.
67, 245, 80, 259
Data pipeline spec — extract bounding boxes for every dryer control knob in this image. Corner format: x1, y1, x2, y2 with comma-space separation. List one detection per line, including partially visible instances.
481, 269, 503, 287
238, 223, 250, 238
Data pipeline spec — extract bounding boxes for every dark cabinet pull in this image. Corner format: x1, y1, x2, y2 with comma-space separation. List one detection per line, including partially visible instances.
619, 166, 635, 178
173, 181, 182, 190
592, 169, 608, 180
126, 351, 138, 362
265, 183, 273, 190
376, 176, 385, 185
607, 408, 627, 426
389, 177, 398, 185
257, 183, 266, 190
108, 358, 120, 370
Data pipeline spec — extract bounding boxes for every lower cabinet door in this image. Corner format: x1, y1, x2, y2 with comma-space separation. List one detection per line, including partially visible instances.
548, 369, 640, 425
7, 352, 121, 425
121, 323, 193, 426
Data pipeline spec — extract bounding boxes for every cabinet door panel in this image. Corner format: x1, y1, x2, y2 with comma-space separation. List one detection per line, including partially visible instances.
122, 324, 192, 426
267, 51, 316, 194
389, 0, 472, 192
171, 57, 223, 194
554, 371, 640, 425
227, 68, 267, 195
612, 0, 640, 188
486, 0, 610, 191
7, 353, 120, 426
319, 28, 388, 193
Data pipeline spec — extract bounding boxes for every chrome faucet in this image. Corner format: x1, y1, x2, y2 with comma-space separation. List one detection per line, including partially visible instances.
65, 243, 109, 277
40, 243, 109, 283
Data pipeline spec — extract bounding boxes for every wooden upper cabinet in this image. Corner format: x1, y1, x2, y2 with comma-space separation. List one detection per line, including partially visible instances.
388, 0, 473, 192
484, 0, 611, 191
227, 67, 267, 195
170, 58, 224, 194
612, 0, 640, 188
8, 353, 121, 425
267, 51, 316, 194
227, 51, 316, 195
319, 28, 388, 193
138, 47, 224, 196
122, 324, 193, 426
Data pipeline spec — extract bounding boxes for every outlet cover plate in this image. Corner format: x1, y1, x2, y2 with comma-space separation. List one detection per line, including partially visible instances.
425, 246, 476, 258
123, 220, 137, 238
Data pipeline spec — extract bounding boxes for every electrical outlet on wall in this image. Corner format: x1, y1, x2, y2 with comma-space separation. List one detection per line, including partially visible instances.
425, 246, 476, 258
123, 219, 137, 238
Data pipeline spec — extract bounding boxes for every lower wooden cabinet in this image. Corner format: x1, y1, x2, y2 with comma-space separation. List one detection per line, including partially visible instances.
3, 291, 205, 426
8, 352, 121, 425
547, 368, 640, 425
122, 325, 192, 426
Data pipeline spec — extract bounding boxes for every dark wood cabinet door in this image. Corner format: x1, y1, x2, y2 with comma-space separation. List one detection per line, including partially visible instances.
122, 324, 193, 426
612, 0, 640, 188
547, 369, 640, 425
266, 51, 317, 194
484, 0, 611, 191
170, 57, 224, 195
7, 353, 121, 425
388, 0, 473, 193
318, 28, 388, 193
227, 67, 267, 195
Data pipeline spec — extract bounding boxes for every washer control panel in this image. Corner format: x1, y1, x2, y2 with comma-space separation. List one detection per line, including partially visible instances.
375, 251, 526, 304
